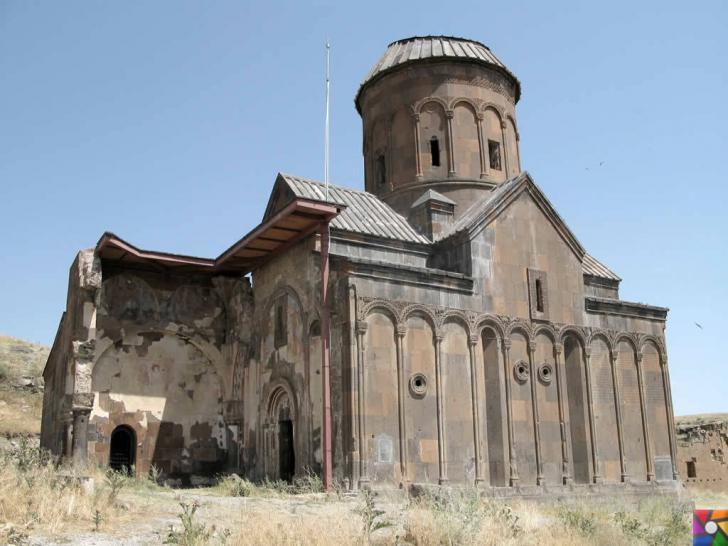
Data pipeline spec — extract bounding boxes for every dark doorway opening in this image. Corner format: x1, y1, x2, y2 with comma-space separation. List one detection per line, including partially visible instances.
110, 425, 136, 474
278, 419, 295, 482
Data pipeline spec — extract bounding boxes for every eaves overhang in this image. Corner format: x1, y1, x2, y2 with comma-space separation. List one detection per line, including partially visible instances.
96, 198, 345, 275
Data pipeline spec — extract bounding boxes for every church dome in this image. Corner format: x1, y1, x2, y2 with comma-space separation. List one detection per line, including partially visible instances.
355, 35, 521, 113
356, 36, 523, 219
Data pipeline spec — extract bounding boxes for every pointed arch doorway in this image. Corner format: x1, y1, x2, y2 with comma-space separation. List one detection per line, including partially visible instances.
268, 386, 296, 482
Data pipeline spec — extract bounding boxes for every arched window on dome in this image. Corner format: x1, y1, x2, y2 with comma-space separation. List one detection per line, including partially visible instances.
375, 154, 386, 187
430, 137, 440, 167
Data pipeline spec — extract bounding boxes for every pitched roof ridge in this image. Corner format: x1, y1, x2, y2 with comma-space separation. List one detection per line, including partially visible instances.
278, 172, 366, 196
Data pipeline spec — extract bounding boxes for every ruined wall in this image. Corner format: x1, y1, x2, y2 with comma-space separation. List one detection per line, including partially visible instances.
41, 249, 101, 459
41, 312, 71, 456
87, 264, 250, 479
677, 419, 728, 492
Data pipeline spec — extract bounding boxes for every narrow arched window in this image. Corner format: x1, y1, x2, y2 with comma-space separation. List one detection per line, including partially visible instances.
535, 278, 544, 313
430, 136, 440, 167
375, 154, 386, 186
488, 140, 502, 170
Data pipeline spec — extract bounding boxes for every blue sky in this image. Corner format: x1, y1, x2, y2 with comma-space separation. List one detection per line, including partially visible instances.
0, 1, 725, 416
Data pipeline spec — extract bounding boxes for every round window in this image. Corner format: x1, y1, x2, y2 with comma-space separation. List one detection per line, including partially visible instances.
409, 373, 428, 397
538, 363, 554, 384
514, 361, 529, 383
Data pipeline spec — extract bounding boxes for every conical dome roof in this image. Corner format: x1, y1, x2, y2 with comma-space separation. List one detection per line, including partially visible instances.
356, 35, 521, 111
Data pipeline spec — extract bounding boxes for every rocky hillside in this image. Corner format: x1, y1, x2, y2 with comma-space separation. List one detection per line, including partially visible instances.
0, 334, 48, 436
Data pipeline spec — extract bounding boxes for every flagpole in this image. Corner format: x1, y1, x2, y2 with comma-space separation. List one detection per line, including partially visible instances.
324, 41, 330, 199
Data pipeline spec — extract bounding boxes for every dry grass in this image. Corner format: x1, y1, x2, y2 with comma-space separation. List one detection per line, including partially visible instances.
0, 387, 42, 435
0, 441, 697, 545
0, 334, 48, 380
227, 504, 363, 546
691, 487, 728, 509
0, 440, 165, 543
0, 333, 48, 436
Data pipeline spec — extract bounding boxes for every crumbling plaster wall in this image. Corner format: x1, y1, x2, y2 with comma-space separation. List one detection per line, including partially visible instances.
40, 247, 254, 480
89, 265, 251, 478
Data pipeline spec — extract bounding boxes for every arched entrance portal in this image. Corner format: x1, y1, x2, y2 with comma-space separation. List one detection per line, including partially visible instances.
109, 425, 136, 474
268, 386, 296, 482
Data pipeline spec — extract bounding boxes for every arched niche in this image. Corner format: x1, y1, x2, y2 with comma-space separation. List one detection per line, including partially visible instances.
440, 319, 474, 484
403, 314, 438, 483
589, 337, 620, 482
563, 334, 591, 484
390, 108, 415, 187
363, 311, 400, 484
508, 330, 537, 484
617, 339, 647, 480
534, 332, 561, 485
483, 108, 506, 183
452, 101, 480, 179
419, 101, 449, 180
481, 327, 506, 486
262, 287, 305, 378
642, 341, 672, 479
368, 119, 389, 191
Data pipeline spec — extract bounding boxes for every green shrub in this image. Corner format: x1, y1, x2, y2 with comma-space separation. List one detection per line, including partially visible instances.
216, 474, 257, 497
558, 506, 597, 537
293, 468, 323, 494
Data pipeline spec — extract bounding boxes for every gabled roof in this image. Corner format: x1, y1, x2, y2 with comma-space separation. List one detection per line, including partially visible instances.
356, 35, 521, 111
267, 173, 430, 245
437, 172, 585, 256
436, 172, 619, 281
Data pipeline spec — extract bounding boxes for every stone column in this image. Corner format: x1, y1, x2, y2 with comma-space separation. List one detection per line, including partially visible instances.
412, 112, 423, 180
501, 339, 519, 485
71, 406, 91, 465
610, 351, 628, 482
583, 347, 602, 483
500, 120, 510, 177
348, 287, 359, 488
468, 335, 485, 485
445, 109, 456, 177
528, 341, 544, 486
476, 112, 488, 179
434, 332, 447, 484
554, 343, 573, 485
635, 352, 654, 481
355, 320, 369, 487
662, 357, 680, 480
395, 324, 408, 484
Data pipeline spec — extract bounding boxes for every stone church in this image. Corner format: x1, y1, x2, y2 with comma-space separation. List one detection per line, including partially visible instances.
42, 36, 680, 494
